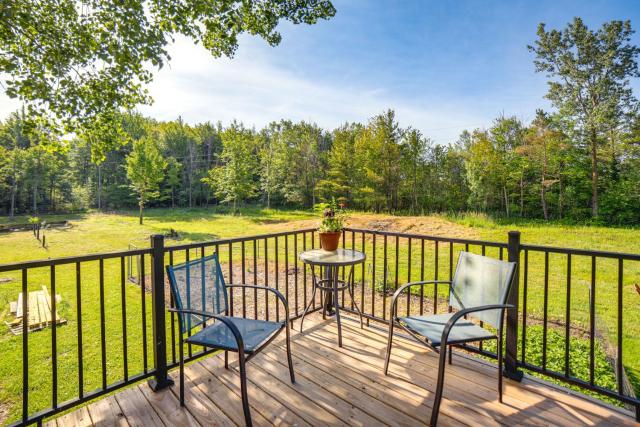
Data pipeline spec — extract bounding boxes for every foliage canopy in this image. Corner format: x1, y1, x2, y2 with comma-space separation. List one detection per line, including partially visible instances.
0, 0, 336, 158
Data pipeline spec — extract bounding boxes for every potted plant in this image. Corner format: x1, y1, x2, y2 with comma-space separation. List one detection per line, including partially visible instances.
318, 199, 347, 251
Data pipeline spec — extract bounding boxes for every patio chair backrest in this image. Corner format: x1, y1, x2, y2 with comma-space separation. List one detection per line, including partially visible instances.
449, 251, 516, 328
166, 253, 228, 333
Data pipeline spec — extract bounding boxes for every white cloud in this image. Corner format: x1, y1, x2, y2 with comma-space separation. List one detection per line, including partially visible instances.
141, 37, 486, 143
0, 36, 489, 144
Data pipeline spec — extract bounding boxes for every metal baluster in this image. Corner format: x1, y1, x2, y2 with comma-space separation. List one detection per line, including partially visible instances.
50, 265, 58, 408
565, 253, 571, 377
542, 252, 549, 371
406, 238, 411, 317
383, 235, 388, 320
372, 234, 376, 318
448, 242, 453, 312
121, 257, 129, 377
185, 249, 192, 358
21, 268, 28, 424
284, 236, 289, 319
253, 239, 258, 319
311, 231, 316, 310
264, 238, 269, 321
617, 258, 623, 395
361, 232, 366, 321
294, 234, 299, 317
351, 231, 356, 310
419, 238, 425, 315
99, 259, 107, 387
434, 241, 439, 314
76, 262, 84, 397
229, 242, 234, 316
521, 250, 528, 365
242, 241, 246, 318
590, 256, 596, 385
303, 233, 307, 313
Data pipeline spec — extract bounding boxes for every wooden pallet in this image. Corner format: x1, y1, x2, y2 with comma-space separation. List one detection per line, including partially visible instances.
6, 286, 66, 335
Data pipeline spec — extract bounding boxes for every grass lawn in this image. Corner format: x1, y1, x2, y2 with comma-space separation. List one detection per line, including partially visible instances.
0, 207, 638, 424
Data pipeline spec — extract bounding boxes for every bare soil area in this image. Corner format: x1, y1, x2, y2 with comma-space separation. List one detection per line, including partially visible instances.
268, 214, 481, 240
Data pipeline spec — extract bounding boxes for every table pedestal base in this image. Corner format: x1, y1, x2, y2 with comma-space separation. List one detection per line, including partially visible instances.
299, 264, 364, 347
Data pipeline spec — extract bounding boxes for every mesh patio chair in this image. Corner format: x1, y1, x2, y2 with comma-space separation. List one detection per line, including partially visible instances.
167, 253, 295, 427
384, 251, 517, 426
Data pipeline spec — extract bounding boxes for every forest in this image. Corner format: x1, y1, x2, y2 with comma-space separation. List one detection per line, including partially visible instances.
1, 17, 639, 225
0, 105, 639, 225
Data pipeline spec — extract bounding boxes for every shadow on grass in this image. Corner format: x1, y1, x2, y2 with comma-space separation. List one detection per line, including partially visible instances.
109, 206, 313, 223
164, 229, 220, 244
0, 212, 89, 226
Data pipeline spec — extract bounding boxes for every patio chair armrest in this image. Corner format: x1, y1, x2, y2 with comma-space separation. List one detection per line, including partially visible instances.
208, 314, 245, 354
168, 309, 245, 350
439, 304, 514, 348
390, 281, 452, 319
226, 284, 290, 322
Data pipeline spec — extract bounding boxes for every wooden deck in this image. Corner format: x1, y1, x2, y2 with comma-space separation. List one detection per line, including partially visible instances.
47, 313, 637, 426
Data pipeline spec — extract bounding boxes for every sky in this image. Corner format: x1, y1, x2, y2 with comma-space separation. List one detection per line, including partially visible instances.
2, 0, 640, 144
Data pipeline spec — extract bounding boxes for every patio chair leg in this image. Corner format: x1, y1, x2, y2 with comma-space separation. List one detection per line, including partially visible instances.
238, 353, 253, 427
448, 346, 452, 365
383, 318, 395, 375
285, 323, 296, 384
225, 350, 228, 369
179, 337, 185, 407
498, 334, 503, 403
430, 345, 448, 426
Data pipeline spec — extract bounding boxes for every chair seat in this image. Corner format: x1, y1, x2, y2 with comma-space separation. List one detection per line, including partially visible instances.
399, 313, 496, 346
186, 316, 283, 353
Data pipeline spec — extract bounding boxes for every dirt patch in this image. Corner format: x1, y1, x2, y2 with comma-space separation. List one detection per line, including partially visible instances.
268, 214, 480, 240
0, 392, 8, 427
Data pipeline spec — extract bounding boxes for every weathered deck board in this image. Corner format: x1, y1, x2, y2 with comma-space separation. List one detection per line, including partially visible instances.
48, 313, 637, 427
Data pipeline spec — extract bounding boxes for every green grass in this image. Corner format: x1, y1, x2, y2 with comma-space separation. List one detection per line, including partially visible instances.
0, 207, 315, 425
444, 211, 640, 398
0, 207, 638, 424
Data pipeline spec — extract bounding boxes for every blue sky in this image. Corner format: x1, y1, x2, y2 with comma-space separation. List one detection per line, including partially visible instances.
2, 0, 640, 144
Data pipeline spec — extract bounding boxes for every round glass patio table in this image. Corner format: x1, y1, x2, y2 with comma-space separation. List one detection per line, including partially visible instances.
298, 248, 366, 347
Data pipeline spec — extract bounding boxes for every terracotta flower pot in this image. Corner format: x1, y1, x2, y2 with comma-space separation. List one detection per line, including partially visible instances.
319, 231, 341, 251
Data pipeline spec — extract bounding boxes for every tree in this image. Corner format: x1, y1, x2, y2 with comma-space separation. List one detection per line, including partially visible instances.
165, 157, 182, 208
1, 0, 335, 158
400, 128, 429, 213
354, 110, 402, 211
529, 18, 640, 218
202, 123, 258, 212
520, 110, 564, 220
316, 123, 360, 204
126, 137, 166, 224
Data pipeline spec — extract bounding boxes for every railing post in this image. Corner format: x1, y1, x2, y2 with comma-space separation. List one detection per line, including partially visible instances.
148, 234, 174, 391
505, 230, 523, 381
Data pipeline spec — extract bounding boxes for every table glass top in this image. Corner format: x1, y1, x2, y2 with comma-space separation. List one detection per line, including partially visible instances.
299, 248, 366, 266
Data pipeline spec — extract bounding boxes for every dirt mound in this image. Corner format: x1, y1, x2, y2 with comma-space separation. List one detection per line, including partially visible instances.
269, 214, 479, 240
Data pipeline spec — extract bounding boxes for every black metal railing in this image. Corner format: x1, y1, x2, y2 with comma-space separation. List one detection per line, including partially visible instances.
1, 227, 639, 426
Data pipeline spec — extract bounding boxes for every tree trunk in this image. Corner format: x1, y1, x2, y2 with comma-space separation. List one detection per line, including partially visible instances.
519, 176, 524, 217
9, 181, 16, 219
503, 186, 509, 217
139, 201, 144, 225
97, 164, 102, 210
590, 129, 598, 218
558, 172, 563, 219
541, 185, 548, 220
33, 180, 38, 214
